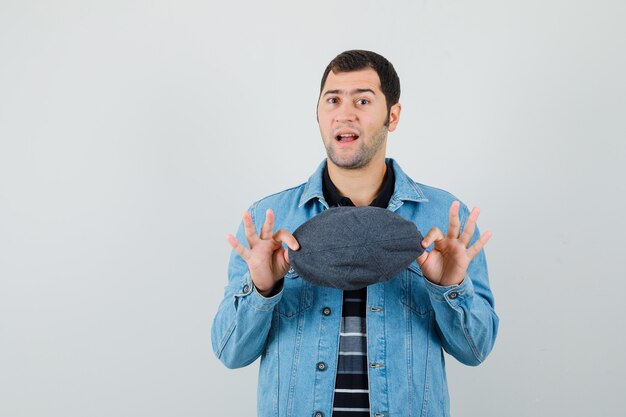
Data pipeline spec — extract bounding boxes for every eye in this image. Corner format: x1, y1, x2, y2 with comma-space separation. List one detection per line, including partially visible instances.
356, 98, 370, 105
327, 97, 338, 104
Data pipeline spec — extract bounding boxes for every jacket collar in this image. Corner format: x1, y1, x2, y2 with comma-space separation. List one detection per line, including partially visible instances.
298, 158, 428, 210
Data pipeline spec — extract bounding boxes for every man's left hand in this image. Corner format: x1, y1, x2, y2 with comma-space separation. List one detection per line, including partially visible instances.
417, 201, 492, 287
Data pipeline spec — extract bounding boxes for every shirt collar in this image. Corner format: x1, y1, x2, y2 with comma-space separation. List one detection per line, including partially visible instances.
322, 159, 395, 208
298, 158, 428, 209
322, 165, 352, 207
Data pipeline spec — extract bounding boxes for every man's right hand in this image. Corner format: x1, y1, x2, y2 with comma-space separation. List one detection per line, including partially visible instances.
226, 209, 299, 296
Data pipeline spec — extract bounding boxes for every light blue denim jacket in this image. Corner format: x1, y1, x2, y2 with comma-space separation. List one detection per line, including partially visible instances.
212, 159, 498, 417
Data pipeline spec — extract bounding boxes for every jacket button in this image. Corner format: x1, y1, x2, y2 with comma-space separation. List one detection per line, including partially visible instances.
314, 412, 323, 417
242, 285, 250, 293
288, 267, 295, 274
449, 291, 459, 299
316, 362, 327, 371
322, 307, 331, 316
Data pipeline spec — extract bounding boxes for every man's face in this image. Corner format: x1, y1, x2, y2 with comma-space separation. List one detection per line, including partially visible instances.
317, 68, 400, 170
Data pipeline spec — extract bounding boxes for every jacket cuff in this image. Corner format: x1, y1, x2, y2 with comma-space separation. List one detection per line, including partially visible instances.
234, 272, 284, 310
423, 275, 476, 307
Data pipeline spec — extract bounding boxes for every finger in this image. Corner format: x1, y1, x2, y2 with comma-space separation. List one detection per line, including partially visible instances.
421, 227, 444, 248
460, 207, 480, 247
242, 211, 259, 245
467, 231, 492, 260
447, 201, 461, 238
416, 250, 428, 267
283, 248, 290, 264
274, 229, 300, 251
260, 209, 275, 240
226, 234, 251, 261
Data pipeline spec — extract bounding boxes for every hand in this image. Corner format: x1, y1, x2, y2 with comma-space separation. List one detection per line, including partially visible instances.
417, 201, 492, 287
226, 209, 299, 295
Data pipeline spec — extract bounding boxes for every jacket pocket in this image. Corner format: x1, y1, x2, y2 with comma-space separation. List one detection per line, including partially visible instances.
277, 269, 313, 318
400, 264, 434, 316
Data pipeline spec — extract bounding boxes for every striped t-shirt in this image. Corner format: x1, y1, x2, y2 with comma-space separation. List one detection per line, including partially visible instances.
322, 160, 395, 417
333, 288, 369, 417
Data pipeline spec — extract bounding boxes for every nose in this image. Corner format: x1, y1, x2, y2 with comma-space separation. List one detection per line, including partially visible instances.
334, 102, 357, 123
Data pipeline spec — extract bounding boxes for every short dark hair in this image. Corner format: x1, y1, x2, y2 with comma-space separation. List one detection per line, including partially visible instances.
319, 50, 401, 121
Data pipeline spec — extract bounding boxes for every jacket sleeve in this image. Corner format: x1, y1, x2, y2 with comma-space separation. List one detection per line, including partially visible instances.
210, 204, 284, 369
424, 202, 499, 366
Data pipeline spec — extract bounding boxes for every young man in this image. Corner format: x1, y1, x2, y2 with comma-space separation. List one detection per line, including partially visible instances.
212, 50, 498, 417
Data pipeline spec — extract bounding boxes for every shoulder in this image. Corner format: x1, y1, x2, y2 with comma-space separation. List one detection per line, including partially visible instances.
245, 182, 317, 232
242, 160, 326, 231
392, 161, 461, 204
390, 158, 465, 210
249, 182, 307, 212
394, 174, 471, 230
414, 182, 462, 208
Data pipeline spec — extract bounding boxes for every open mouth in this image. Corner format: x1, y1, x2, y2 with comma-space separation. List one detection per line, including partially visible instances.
335, 133, 359, 143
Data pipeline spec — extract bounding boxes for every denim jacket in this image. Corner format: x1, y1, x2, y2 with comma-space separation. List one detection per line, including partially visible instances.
212, 159, 498, 417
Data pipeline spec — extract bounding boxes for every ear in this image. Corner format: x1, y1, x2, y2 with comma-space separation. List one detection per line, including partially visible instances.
387, 103, 402, 132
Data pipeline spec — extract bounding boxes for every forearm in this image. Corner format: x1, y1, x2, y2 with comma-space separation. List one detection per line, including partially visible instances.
424, 244, 498, 365
425, 275, 498, 365
212, 211, 285, 369
211, 269, 283, 368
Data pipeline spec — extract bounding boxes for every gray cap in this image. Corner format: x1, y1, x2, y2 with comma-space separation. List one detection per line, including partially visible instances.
288, 206, 424, 290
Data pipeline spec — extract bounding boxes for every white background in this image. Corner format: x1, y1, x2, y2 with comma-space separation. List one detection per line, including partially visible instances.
1, 1, 625, 416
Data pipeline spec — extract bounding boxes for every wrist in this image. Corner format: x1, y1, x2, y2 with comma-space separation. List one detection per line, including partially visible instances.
256, 285, 274, 297
255, 278, 285, 298
426, 273, 466, 287
249, 271, 274, 294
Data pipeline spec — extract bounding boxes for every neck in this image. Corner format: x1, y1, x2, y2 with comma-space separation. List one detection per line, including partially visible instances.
327, 155, 387, 207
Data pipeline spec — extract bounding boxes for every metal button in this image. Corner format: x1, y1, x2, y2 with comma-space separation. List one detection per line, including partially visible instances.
242, 284, 250, 293
322, 307, 331, 316
288, 267, 294, 274
316, 362, 327, 371
314, 412, 323, 417
449, 291, 459, 299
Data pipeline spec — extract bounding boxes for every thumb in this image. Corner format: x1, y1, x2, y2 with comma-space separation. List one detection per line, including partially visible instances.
416, 251, 428, 267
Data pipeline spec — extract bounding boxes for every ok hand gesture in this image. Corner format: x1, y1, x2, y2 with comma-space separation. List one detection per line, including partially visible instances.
417, 201, 492, 287
227, 209, 299, 296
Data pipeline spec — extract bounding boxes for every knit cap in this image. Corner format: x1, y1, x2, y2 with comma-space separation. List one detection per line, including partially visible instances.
288, 206, 424, 290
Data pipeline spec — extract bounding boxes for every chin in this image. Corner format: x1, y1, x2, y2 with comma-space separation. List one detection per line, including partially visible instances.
328, 155, 370, 170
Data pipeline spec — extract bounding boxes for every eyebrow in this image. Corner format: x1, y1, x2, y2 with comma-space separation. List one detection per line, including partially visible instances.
323, 88, 377, 97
